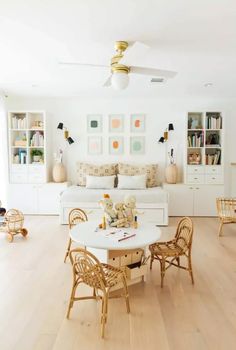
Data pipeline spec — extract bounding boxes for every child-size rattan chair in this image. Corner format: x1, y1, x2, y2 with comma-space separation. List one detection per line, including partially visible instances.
66, 248, 130, 338
216, 198, 236, 236
64, 208, 88, 264
0, 209, 28, 242
149, 217, 194, 287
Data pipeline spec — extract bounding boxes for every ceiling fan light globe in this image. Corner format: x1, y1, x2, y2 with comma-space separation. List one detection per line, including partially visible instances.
111, 72, 129, 90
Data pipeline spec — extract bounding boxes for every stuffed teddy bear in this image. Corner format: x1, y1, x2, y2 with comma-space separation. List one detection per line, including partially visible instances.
114, 202, 129, 228
123, 195, 137, 223
99, 194, 117, 226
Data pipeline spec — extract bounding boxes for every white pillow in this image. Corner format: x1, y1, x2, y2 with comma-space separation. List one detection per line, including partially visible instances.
86, 175, 115, 189
117, 174, 147, 189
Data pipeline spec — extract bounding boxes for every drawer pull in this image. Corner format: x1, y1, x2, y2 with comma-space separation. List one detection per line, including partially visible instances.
194, 177, 198, 180
212, 177, 216, 180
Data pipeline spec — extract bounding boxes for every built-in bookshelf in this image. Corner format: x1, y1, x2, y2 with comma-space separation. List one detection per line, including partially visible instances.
185, 112, 223, 184
8, 111, 47, 183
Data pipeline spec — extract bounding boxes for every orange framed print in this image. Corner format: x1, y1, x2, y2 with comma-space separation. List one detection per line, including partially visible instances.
130, 114, 145, 133
109, 114, 124, 133
109, 136, 124, 155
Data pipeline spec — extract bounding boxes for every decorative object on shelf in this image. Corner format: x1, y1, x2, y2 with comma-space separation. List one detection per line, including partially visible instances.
109, 114, 124, 133
31, 149, 43, 163
87, 115, 102, 133
30, 131, 44, 147
158, 123, 174, 143
165, 148, 177, 184
57, 123, 74, 144
130, 114, 146, 133
88, 136, 102, 155
52, 149, 66, 183
109, 136, 124, 155
188, 152, 201, 165
31, 120, 44, 129
130, 136, 145, 155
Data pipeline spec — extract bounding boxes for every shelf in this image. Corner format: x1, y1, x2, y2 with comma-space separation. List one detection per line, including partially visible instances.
11, 146, 27, 149
188, 129, 204, 131
205, 145, 221, 148
187, 147, 204, 149
28, 146, 44, 149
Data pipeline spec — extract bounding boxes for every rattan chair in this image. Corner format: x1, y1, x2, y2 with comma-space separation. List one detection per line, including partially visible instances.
149, 217, 194, 287
64, 208, 88, 264
216, 198, 236, 236
0, 209, 28, 242
66, 248, 130, 338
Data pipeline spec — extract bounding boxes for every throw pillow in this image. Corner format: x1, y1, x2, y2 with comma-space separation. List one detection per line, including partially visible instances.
86, 175, 115, 189
117, 174, 147, 189
118, 163, 158, 187
77, 162, 117, 186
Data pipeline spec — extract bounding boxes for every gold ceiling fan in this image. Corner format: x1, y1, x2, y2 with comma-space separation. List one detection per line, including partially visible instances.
59, 41, 177, 90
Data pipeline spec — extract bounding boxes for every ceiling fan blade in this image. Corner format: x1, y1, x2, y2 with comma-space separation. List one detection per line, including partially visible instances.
103, 75, 112, 87
119, 41, 149, 65
130, 66, 177, 78
59, 62, 109, 68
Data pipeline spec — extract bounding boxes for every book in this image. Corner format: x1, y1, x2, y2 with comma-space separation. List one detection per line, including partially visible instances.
104, 229, 136, 242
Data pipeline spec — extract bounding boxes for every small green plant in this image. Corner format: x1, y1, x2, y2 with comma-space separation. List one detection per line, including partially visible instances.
31, 149, 43, 157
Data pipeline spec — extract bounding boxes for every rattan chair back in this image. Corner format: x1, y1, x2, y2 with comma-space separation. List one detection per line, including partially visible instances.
70, 248, 106, 291
68, 208, 88, 229
175, 217, 193, 253
5, 209, 24, 232
216, 198, 236, 221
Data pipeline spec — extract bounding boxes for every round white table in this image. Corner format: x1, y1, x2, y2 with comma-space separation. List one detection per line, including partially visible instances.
70, 221, 161, 250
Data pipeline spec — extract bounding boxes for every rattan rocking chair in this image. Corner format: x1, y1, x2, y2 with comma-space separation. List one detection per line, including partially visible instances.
64, 208, 88, 264
0, 209, 28, 242
149, 217, 194, 287
216, 198, 236, 236
66, 248, 130, 338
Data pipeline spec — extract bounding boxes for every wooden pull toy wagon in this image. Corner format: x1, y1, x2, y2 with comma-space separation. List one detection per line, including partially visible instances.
0, 209, 28, 242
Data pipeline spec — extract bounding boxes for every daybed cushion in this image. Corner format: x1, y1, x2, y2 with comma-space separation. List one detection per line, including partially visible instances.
118, 163, 158, 188
86, 175, 115, 189
77, 162, 117, 186
60, 186, 168, 204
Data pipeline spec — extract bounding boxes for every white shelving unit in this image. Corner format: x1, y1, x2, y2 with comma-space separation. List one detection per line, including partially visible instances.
8, 111, 48, 183
185, 111, 224, 185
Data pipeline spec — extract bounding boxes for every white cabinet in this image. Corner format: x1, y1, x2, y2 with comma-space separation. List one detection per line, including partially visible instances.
7, 182, 68, 215
163, 184, 224, 216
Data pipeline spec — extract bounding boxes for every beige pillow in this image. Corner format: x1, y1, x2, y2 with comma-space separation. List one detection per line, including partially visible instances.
118, 163, 158, 188
77, 162, 117, 186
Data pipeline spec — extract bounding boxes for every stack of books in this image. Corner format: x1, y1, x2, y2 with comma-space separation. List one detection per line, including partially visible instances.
206, 116, 222, 129
206, 150, 221, 165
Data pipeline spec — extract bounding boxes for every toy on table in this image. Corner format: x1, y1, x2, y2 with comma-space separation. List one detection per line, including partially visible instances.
114, 202, 129, 228
99, 194, 130, 228
123, 195, 137, 225
0, 209, 28, 242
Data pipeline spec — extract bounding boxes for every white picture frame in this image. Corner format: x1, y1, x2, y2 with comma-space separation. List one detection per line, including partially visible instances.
130, 136, 145, 155
88, 136, 102, 155
109, 114, 124, 133
87, 115, 103, 133
109, 136, 124, 155
130, 114, 146, 133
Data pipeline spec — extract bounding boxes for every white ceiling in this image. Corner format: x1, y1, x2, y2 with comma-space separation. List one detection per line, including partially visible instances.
1, 0, 236, 98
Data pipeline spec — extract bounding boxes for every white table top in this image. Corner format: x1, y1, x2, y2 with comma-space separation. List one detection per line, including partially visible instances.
70, 221, 161, 250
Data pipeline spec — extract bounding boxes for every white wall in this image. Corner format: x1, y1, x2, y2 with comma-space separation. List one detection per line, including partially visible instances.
6, 96, 236, 195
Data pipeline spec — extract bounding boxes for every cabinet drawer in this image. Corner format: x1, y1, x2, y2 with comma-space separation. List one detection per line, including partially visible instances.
28, 174, 45, 183
120, 253, 132, 267
141, 209, 165, 224
10, 173, 28, 183
187, 166, 205, 174
205, 174, 223, 184
11, 165, 28, 174
108, 256, 120, 268
28, 166, 45, 174
205, 166, 222, 175
187, 174, 205, 184
131, 250, 143, 264
125, 264, 147, 280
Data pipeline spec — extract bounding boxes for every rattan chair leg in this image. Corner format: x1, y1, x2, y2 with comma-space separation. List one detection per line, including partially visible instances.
188, 254, 194, 284
218, 220, 224, 237
160, 257, 166, 288
176, 257, 180, 266
122, 275, 130, 313
150, 254, 154, 270
64, 238, 72, 263
66, 280, 78, 319
101, 292, 108, 338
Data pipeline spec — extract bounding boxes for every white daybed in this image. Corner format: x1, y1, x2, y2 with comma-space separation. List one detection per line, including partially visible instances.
60, 186, 168, 226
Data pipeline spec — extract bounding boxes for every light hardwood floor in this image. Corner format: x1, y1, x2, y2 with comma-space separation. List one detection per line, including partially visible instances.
0, 216, 236, 350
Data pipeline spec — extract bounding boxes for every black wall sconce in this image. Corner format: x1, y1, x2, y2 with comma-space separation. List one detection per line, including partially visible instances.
57, 123, 74, 144
158, 123, 174, 143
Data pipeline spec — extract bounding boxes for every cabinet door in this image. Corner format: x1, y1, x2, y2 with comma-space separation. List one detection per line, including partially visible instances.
193, 185, 224, 216
167, 185, 194, 216
7, 184, 37, 214
37, 184, 62, 214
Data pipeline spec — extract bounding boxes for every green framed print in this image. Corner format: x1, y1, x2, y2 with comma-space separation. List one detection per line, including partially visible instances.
130, 136, 145, 155
87, 115, 103, 133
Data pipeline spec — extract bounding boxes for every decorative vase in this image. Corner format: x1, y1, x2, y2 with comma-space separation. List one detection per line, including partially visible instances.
52, 162, 66, 183
165, 164, 177, 184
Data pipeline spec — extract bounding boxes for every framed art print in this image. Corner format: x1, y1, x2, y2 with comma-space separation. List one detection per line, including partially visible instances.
88, 136, 102, 155
87, 115, 102, 133
109, 136, 124, 155
130, 136, 145, 155
109, 114, 124, 133
130, 114, 146, 133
